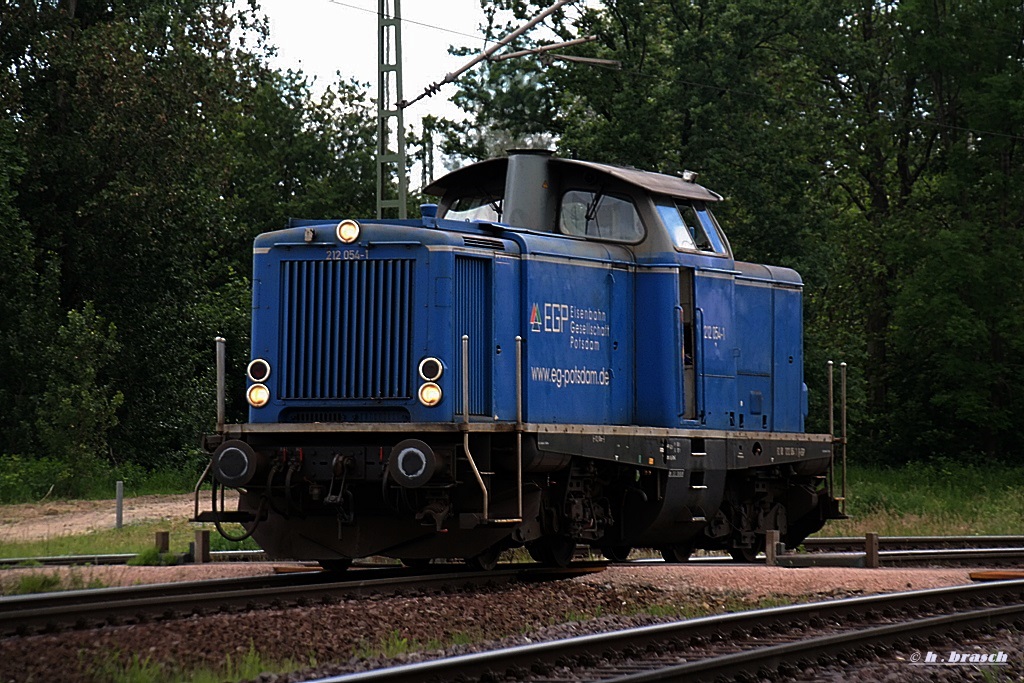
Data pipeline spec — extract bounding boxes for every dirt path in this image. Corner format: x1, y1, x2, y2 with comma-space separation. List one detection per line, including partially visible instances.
0, 493, 199, 543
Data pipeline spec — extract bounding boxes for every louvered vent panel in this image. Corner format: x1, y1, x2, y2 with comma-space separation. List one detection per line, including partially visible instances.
280, 259, 413, 399
454, 256, 492, 416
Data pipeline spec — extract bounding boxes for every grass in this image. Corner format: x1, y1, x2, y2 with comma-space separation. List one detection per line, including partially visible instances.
6, 568, 108, 595
354, 629, 483, 660
559, 607, 603, 623
638, 594, 795, 621
96, 642, 315, 683
126, 546, 179, 566
816, 462, 1024, 537
0, 518, 258, 560
0, 457, 206, 505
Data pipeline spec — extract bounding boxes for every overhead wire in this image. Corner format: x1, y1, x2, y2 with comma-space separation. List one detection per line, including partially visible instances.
324, 0, 493, 45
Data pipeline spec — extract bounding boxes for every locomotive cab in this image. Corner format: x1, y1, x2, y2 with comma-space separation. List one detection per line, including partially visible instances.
197, 150, 844, 569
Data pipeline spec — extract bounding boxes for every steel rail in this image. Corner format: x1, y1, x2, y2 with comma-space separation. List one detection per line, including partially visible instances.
0, 563, 605, 637
602, 600, 1024, 682
5, 534, 1022, 569
0, 549, 268, 568
620, 546, 1024, 567
879, 547, 1024, 566
302, 580, 1024, 683
803, 535, 1024, 549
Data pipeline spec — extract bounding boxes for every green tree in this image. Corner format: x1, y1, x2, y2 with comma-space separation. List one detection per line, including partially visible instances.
34, 304, 124, 494
9, 1, 264, 467
2, 0, 379, 477
884, 0, 1024, 459
450, 0, 1024, 462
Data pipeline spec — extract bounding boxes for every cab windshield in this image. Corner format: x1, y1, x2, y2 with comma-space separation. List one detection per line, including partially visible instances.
560, 190, 644, 243
656, 200, 729, 255
443, 195, 502, 222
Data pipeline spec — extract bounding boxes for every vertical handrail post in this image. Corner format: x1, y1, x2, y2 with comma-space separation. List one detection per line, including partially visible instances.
841, 361, 848, 516
827, 360, 835, 501
215, 337, 226, 433
515, 335, 523, 519
461, 335, 488, 521
462, 335, 470, 426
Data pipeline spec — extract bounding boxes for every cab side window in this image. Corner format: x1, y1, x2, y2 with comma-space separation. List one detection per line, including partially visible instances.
560, 190, 644, 242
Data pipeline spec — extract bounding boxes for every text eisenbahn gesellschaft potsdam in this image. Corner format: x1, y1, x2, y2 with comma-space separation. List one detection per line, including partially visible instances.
530, 302, 612, 388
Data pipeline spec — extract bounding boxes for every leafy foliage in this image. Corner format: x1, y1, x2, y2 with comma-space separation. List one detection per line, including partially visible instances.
449, 0, 1024, 463
0, 1, 376, 490
1, 0, 1022, 484
33, 304, 124, 493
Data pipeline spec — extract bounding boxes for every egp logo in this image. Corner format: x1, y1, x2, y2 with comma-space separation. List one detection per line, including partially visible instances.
529, 302, 569, 333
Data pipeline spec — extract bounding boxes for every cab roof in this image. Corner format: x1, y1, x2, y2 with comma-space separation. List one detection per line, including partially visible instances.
424, 155, 723, 203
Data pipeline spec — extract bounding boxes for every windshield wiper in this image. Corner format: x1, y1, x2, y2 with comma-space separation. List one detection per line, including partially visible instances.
584, 190, 604, 233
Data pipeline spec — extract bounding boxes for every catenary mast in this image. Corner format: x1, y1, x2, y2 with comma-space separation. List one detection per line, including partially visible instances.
376, 0, 407, 219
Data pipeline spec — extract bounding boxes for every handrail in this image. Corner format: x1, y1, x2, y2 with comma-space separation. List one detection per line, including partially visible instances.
694, 307, 706, 423
674, 305, 685, 418
514, 335, 523, 519
461, 335, 489, 521
215, 337, 226, 432
841, 361, 848, 515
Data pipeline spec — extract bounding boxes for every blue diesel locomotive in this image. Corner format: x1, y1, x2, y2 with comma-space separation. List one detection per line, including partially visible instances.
197, 150, 844, 568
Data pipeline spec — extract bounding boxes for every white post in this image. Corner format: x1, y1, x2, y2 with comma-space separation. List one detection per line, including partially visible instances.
115, 480, 124, 529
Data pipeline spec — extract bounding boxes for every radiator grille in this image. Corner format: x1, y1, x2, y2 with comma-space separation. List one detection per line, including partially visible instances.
280, 259, 413, 400
454, 256, 492, 416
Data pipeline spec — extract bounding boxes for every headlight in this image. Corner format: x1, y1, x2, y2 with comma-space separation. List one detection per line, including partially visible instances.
247, 359, 271, 383
247, 383, 270, 408
418, 357, 444, 382
418, 382, 442, 407
336, 219, 360, 244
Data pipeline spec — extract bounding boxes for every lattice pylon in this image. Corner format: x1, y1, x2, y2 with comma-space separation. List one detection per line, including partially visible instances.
377, 0, 407, 219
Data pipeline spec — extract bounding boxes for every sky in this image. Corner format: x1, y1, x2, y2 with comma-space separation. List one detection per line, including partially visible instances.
256, 0, 492, 123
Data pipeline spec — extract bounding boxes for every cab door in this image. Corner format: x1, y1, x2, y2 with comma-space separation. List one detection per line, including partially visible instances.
679, 269, 697, 421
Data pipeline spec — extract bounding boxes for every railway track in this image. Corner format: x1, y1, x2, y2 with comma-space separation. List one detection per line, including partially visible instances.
4, 535, 1022, 569
804, 534, 1024, 551
0, 563, 605, 637
0, 549, 267, 568
304, 579, 1024, 683
779, 535, 1024, 567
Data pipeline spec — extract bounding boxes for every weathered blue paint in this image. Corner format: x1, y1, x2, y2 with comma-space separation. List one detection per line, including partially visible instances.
247, 158, 811, 438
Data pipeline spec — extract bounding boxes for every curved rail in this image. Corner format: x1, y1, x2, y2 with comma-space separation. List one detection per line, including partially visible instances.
0, 563, 605, 637
302, 579, 1024, 683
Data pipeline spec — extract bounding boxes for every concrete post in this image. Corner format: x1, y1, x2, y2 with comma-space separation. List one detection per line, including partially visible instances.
155, 531, 170, 554
194, 530, 211, 564
865, 532, 880, 568
766, 529, 780, 566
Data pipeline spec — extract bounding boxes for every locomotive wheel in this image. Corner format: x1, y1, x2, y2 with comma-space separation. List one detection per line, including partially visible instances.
318, 559, 353, 572
527, 542, 550, 563
601, 546, 633, 562
465, 547, 500, 571
660, 544, 693, 563
728, 542, 762, 563
528, 536, 575, 567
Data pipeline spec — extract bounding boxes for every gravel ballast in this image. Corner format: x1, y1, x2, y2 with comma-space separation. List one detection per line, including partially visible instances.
0, 563, 985, 682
